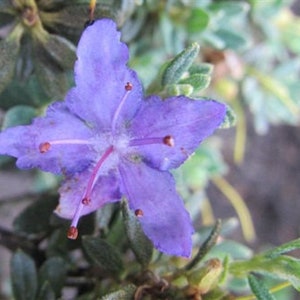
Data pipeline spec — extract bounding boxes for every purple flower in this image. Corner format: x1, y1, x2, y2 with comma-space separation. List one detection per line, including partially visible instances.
0, 19, 226, 257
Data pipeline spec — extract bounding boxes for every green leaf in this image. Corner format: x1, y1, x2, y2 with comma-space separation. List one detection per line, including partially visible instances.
2, 105, 36, 129
33, 43, 71, 100
41, 34, 76, 70
11, 250, 38, 300
248, 274, 275, 300
35, 60, 69, 100
0, 39, 19, 94
230, 255, 300, 290
214, 29, 248, 50
39, 257, 67, 297
122, 201, 153, 267
0, 74, 51, 109
186, 8, 210, 34
13, 195, 58, 236
185, 220, 222, 271
82, 236, 123, 273
36, 281, 56, 300
264, 238, 300, 259
166, 83, 194, 96
213, 240, 253, 260
180, 74, 211, 91
201, 32, 226, 49
189, 63, 214, 76
162, 43, 200, 86
209, 1, 250, 17
219, 105, 236, 129
100, 284, 136, 300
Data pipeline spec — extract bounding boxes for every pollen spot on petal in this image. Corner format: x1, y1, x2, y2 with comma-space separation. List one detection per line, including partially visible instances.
163, 135, 175, 147
81, 197, 91, 205
135, 209, 144, 217
125, 82, 133, 91
39, 142, 51, 153
67, 226, 78, 240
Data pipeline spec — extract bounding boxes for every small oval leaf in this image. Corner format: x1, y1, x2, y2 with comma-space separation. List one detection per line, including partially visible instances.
122, 201, 153, 267
39, 257, 67, 297
36, 281, 56, 300
13, 195, 58, 236
2, 105, 36, 129
11, 250, 38, 300
248, 274, 275, 300
82, 236, 123, 273
162, 43, 200, 86
0, 39, 19, 94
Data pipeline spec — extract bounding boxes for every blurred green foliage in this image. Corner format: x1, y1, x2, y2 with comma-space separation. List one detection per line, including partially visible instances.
0, 0, 300, 299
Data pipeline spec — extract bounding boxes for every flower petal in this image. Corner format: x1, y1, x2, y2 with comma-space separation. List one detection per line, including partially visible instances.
119, 160, 193, 257
66, 19, 143, 129
129, 96, 226, 170
55, 169, 121, 219
0, 102, 95, 174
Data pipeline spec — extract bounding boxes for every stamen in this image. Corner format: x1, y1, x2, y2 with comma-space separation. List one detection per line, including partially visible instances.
83, 145, 114, 201
135, 209, 144, 217
39, 142, 51, 153
39, 139, 94, 153
129, 135, 175, 147
67, 226, 78, 240
163, 135, 175, 147
67, 146, 114, 240
82, 197, 91, 205
111, 82, 133, 133
125, 82, 133, 91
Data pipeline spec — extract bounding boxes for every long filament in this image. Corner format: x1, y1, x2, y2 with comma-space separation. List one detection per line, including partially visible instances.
111, 82, 132, 134
68, 145, 114, 239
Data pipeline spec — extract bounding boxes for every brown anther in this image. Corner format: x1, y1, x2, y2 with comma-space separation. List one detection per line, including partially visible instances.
135, 209, 144, 217
125, 82, 133, 91
67, 226, 78, 240
39, 142, 51, 153
81, 197, 91, 205
163, 135, 175, 147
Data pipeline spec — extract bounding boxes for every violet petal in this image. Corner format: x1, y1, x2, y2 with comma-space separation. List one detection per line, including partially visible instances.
56, 169, 121, 219
119, 160, 193, 257
0, 101, 95, 174
66, 19, 143, 130
129, 96, 226, 170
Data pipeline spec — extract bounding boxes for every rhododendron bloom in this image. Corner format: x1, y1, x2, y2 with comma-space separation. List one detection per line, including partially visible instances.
0, 19, 226, 257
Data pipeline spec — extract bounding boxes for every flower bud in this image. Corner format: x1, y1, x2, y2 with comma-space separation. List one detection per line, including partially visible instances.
187, 258, 223, 295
